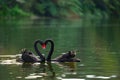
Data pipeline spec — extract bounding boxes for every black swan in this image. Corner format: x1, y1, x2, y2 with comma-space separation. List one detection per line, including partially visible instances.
53, 51, 80, 62
20, 40, 45, 62
43, 39, 80, 62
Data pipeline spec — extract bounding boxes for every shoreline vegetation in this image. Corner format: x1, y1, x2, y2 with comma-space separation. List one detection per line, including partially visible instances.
0, 0, 120, 19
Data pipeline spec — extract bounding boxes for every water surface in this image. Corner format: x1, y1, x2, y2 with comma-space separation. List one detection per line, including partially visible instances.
0, 18, 120, 80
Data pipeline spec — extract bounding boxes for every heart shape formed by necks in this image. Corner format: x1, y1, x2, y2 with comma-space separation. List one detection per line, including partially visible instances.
34, 39, 54, 62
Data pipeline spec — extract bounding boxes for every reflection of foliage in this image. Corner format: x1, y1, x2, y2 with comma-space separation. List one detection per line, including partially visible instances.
0, 0, 120, 18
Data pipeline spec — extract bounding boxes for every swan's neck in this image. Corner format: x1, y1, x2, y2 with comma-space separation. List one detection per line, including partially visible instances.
46, 40, 54, 61
34, 40, 45, 62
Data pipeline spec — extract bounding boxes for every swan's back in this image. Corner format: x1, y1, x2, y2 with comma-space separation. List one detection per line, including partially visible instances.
54, 51, 80, 62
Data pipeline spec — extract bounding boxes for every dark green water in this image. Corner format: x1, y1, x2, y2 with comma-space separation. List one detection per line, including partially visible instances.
0, 18, 120, 80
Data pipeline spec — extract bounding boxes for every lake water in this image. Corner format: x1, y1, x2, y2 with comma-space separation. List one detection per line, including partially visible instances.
0, 18, 120, 80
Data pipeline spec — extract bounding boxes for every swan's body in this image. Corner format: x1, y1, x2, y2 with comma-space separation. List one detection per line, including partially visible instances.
21, 49, 40, 62
53, 51, 80, 62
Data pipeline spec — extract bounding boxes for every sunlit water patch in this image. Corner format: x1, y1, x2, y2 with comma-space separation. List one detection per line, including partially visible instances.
25, 73, 46, 79
0, 59, 22, 65
0, 55, 21, 65
86, 75, 117, 79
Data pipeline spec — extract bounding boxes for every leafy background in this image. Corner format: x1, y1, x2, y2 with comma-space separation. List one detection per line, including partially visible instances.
0, 0, 120, 18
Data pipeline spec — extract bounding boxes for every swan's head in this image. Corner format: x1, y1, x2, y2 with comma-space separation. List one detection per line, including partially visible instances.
41, 43, 46, 49
41, 39, 54, 49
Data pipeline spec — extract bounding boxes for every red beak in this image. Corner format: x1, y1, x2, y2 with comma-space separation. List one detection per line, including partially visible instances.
42, 44, 46, 49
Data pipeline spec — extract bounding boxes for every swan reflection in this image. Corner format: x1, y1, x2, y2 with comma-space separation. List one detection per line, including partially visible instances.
21, 62, 78, 79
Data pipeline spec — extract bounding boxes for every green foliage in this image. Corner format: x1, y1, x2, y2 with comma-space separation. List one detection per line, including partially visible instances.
80, 0, 120, 17
57, 0, 82, 17
0, 0, 120, 18
0, 0, 30, 17
33, 0, 58, 17
9, 6, 30, 16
